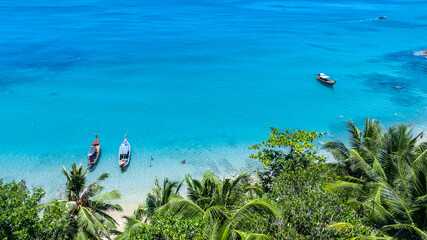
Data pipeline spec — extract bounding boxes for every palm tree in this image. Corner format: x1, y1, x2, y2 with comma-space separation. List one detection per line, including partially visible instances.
43, 163, 122, 240
135, 177, 183, 218
118, 173, 266, 240
185, 170, 218, 209
329, 153, 427, 239
167, 198, 278, 240
185, 170, 252, 210
323, 118, 384, 176
117, 177, 183, 239
325, 122, 427, 239
325, 123, 422, 197
213, 174, 251, 208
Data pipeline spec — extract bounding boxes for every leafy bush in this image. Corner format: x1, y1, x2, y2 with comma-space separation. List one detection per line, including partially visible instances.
0, 179, 68, 240
249, 127, 375, 239
249, 128, 324, 191
0, 179, 46, 239
129, 213, 205, 240
263, 165, 374, 239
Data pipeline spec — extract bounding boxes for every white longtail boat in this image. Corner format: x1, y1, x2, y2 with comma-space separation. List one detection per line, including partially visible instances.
119, 135, 131, 170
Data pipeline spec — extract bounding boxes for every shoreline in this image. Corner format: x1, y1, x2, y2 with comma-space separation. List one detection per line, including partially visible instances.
3, 120, 426, 229
107, 123, 427, 229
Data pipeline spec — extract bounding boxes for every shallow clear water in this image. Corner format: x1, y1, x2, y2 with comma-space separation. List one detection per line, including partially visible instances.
0, 0, 426, 208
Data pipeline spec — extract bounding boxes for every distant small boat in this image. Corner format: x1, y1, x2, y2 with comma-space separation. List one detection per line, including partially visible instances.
119, 135, 131, 170
88, 134, 101, 169
379, 16, 387, 19
317, 73, 336, 86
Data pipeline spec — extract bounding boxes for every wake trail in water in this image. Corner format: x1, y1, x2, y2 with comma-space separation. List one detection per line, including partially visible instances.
337, 18, 379, 24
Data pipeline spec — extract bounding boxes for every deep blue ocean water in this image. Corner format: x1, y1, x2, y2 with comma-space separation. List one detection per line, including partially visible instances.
0, 0, 426, 209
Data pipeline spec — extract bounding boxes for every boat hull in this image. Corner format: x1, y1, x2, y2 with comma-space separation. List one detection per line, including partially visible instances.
88, 147, 100, 169
88, 135, 101, 170
317, 74, 336, 86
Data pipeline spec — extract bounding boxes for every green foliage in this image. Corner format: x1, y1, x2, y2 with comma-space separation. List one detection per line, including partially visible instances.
118, 171, 275, 240
142, 177, 184, 217
0, 179, 46, 240
118, 177, 184, 239
129, 213, 205, 240
324, 119, 427, 239
0, 179, 68, 240
4, 121, 424, 240
254, 165, 374, 239
166, 198, 278, 240
249, 127, 324, 191
249, 126, 375, 239
185, 170, 252, 211
43, 163, 122, 240
40, 201, 74, 239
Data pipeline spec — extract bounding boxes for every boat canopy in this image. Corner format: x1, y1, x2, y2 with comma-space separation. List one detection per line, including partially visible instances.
119, 144, 129, 155
319, 73, 330, 78
88, 146, 96, 156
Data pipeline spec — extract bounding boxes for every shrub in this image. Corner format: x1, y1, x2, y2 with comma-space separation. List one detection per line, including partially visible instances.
130, 213, 205, 240
249, 128, 324, 191
253, 165, 375, 239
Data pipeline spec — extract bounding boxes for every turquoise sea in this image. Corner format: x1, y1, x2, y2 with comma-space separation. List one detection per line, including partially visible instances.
1, 0, 426, 210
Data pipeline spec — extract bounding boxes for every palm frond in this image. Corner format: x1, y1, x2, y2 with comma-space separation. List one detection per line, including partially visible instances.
203, 205, 228, 224
89, 190, 121, 202
328, 222, 354, 232
383, 224, 427, 240
323, 141, 350, 162
348, 150, 375, 180
232, 229, 273, 240
81, 173, 110, 200
325, 181, 365, 197
62, 166, 72, 181
176, 179, 184, 195
229, 199, 278, 230
39, 199, 68, 210
345, 120, 362, 150
115, 216, 149, 240
78, 207, 109, 239
168, 199, 205, 218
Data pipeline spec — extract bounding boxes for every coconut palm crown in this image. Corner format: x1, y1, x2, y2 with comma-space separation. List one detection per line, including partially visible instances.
44, 163, 122, 240
116, 177, 183, 240
167, 198, 278, 240
324, 119, 427, 239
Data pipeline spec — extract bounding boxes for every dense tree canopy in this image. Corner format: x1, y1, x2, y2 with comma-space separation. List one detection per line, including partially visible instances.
0, 179, 67, 240
0, 179, 45, 239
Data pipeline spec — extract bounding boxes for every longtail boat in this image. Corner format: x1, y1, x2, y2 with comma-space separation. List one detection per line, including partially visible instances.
88, 134, 100, 169
317, 73, 336, 86
119, 135, 131, 170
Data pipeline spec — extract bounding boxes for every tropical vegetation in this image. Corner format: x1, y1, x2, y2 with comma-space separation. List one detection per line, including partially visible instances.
1, 118, 426, 239
324, 118, 427, 239
43, 163, 123, 239
0, 179, 67, 240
